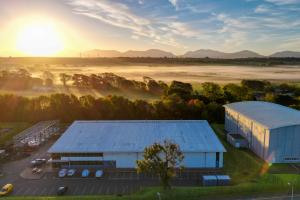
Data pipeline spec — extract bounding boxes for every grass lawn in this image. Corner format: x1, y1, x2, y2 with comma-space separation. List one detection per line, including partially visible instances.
0, 122, 32, 146
2, 124, 300, 200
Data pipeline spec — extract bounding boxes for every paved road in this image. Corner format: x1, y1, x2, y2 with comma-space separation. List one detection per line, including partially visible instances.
237, 195, 300, 200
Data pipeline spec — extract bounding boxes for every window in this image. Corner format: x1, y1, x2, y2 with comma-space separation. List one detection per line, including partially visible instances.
284, 157, 300, 161
216, 152, 220, 168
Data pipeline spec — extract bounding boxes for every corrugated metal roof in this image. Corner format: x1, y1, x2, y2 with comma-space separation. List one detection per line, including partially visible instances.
48, 120, 225, 153
224, 101, 300, 129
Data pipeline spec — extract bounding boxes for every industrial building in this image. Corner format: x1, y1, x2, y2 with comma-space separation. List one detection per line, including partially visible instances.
48, 120, 226, 169
224, 101, 300, 163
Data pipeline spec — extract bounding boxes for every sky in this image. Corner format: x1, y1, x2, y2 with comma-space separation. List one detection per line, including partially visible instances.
0, 0, 300, 56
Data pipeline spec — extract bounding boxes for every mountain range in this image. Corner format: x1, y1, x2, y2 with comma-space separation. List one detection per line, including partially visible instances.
83, 49, 300, 58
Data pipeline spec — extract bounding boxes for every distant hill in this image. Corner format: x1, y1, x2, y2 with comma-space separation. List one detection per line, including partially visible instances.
122, 49, 175, 58
182, 49, 264, 59
269, 51, 300, 58
82, 50, 122, 57
83, 49, 175, 58
83, 48, 300, 58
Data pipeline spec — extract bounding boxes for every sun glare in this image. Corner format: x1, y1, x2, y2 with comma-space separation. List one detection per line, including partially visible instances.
16, 21, 63, 56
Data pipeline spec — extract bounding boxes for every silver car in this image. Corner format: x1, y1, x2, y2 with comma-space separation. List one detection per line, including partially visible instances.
58, 169, 67, 178
67, 169, 76, 177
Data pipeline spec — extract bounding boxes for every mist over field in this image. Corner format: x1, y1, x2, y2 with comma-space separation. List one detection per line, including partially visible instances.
2, 64, 300, 84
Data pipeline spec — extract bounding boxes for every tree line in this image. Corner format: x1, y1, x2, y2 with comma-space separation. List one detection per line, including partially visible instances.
0, 69, 167, 96
0, 79, 299, 123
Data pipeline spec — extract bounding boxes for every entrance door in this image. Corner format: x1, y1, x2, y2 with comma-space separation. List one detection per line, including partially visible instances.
216, 152, 220, 168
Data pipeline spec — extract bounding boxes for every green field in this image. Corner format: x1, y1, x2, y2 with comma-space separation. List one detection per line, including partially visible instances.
2, 124, 300, 200
0, 122, 32, 146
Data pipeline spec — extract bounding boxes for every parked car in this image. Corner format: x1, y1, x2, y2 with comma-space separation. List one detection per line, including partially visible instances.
95, 170, 103, 178
32, 167, 39, 173
30, 158, 46, 167
57, 186, 68, 195
58, 169, 68, 178
67, 169, 76, 177
81, 169, 90, 177
0, 184, 13, 196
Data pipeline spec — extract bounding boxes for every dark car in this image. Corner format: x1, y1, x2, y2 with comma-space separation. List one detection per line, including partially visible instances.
30, 158, 46, 167
57, 186, 68, 195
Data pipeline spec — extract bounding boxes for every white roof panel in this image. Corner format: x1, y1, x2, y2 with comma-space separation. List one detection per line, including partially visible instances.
224, 101, 300, 129
48, 120, 225, 153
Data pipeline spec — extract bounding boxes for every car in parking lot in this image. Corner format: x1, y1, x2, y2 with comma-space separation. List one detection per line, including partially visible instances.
95, 170, 103, 178
67, 169, 76, 177
30, 158, 46, 167
57, 186, 68, 195
81, 169, 90, 177
32, 167, 42, 174
58, 169, 68, 178
0, 184, 13, 196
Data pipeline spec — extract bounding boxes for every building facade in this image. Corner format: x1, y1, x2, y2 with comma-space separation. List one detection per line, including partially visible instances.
48, 120, 226, 169
224, 101, 300, 163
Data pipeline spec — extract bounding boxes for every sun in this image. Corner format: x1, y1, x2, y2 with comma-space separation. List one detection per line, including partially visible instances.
16, 21, 63, 56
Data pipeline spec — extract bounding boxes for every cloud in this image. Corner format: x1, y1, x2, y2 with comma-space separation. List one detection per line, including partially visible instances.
168, 0, 179, 10
265, 0, 300, 5
255, 5, 271, 13
66, 0, 201, 48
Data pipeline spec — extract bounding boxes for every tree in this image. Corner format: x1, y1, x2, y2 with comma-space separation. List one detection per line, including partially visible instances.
201, 82, 223, 102
241, 80, 270, 91
167, 81, 193, 100
223, 83, 252, 102
45, 78, 53, 87
137, 140, 184, 190
59, 73, 72, 87
42, 71, 54, 80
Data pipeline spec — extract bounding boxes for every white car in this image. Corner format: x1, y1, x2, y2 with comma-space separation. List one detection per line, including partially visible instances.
67, 169, 76, 177
95, 170, 103, 178
58, 169, 68, 178
32, 167, 39, 174
81, 169, 90, 177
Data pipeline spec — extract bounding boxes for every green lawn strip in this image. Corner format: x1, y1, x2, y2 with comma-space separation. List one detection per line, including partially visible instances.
211, 124, 264, 184
269, 163, 300, 174
0, 122, 32, 146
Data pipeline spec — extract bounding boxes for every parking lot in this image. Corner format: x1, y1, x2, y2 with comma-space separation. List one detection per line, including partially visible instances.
0, 139, 208, 196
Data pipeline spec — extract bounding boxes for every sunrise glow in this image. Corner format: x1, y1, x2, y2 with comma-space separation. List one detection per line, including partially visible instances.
16, 21, 63, 56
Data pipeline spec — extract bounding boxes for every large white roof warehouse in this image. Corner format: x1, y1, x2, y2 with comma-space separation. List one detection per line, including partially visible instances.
48, 120, 226, 168
224, 101, 300, 129
224, 101, 300, 163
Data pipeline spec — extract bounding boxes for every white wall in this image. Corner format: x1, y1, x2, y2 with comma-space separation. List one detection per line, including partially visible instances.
205, 152, 217, 168
104, 152, 222, 168
183, 153, 206, 168
104, 152, 138, 168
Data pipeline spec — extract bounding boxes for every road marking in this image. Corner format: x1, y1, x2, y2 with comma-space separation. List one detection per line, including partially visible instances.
97, 183, 104, 194
40, 187, 47, 195
89, 185, 96, 194
113, 185, 118, 194
31, 187, 40, 195
244, 195, 300, 200
23, 187, 32, 195
81, 185, 88, 195
121, 186, 126, 194
72, 185, 78, 195
14, 187, 25, 195
105, 185, 110, 194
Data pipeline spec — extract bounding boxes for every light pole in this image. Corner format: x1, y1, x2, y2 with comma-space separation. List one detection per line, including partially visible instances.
157, 192, 161, 200
288, 182, 294, 200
